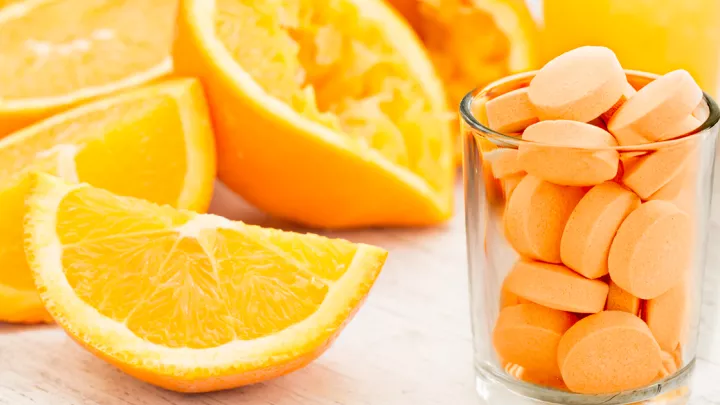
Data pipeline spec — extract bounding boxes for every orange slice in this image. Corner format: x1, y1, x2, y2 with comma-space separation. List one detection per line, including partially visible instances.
386, 0, 538, 158
25, 174, 387, 392
173, 0, 454, 228
0, 0, 176, 136
0, 79, 215, 324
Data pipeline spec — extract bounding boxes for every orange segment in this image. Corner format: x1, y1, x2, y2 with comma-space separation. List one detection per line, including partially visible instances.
25, 174, 387, 392
0, 0, 176, 136
173, 0, 453, 228
0, 79, 215, 324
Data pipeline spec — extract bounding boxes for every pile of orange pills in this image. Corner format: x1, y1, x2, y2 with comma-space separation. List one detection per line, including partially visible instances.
486, 46, 703, 395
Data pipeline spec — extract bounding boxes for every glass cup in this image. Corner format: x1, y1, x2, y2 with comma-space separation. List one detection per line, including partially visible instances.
461, 71, 720, 405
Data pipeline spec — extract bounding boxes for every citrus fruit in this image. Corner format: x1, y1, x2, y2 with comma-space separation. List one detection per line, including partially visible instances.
0, 79, 216, 324
0, 0, 177, 137
25, 173, 387, 392
386, 0, 538, 158
173, 0, 454, 228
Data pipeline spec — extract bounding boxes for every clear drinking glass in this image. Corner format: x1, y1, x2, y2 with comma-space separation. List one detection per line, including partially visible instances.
461, 71, 720, 405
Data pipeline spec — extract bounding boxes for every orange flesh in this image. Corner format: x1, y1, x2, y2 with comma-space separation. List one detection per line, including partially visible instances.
58, 186, 360, 348
214, 0, 449, 191
0, 0, 176, 99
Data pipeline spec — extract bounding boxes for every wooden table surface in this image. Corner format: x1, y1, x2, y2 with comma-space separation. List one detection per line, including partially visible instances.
2, 182, 720, 405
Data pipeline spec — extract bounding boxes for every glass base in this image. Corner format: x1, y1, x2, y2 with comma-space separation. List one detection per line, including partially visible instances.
474, 360, 694, 405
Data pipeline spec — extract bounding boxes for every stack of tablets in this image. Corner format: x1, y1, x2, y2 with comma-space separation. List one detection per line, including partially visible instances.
483, 46, 704, 395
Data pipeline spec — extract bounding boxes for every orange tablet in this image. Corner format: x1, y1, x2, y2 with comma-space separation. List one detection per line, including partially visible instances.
645, 282, 688, 352
608, 70, 703, 142
504, 175, 585, 263
557, 311, 662, 394
486, 87, 539, 133
518, 120, 619, 186
605, 281, 641, 316
561, 182, 641, 279
621, 139, 695, 199
529, 46, 626, 122
494, 303, 577, 376
608, 201, 692, 299
504, 260, 609, 313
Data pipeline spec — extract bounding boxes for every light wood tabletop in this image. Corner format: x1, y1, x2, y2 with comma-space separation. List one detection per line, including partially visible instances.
2, 182, 720, 405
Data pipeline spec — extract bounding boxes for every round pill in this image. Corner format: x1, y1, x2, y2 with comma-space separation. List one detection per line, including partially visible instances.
608, 200, 692, 299
504, 175, 586, 262
557, 311, 662, 394
518, 120, 619, 186
486, 87, 539, 133
608, 70, 703, 142
529, 46, 626, 122
561, 182, 641, 279
505, 259, 609, 313
486, 148, 524, 178
646, 282, 688, 352
621, 139, 696, 199
493, 303, 577, 376
605, 281, 641, 316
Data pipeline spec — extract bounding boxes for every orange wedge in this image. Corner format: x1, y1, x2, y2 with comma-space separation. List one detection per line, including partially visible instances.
0, 0, 177, 137
386, 0, 538, 158
173, 0, 454, 228
25, 174, 387, 392
0, 79, 215, 324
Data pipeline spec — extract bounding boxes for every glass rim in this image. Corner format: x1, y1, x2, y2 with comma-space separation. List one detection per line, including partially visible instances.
459, 70, 720, 151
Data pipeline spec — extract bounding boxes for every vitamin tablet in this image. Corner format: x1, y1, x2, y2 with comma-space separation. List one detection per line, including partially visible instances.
505, 259, 609, 313
504, 176, 586, 262
646, 282, 688, 352
561, 182, 641, 279
621, 139, 695, 199
605, 281, 641, 316
608, 201, 692, 299
608, 70, 703, 142
529, 46, 626, 122
557, 311, 662, 394
486, 87, 539, 133
486, 148, 524, 178
518, 120, 619, 186
493, 303, 577, 376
